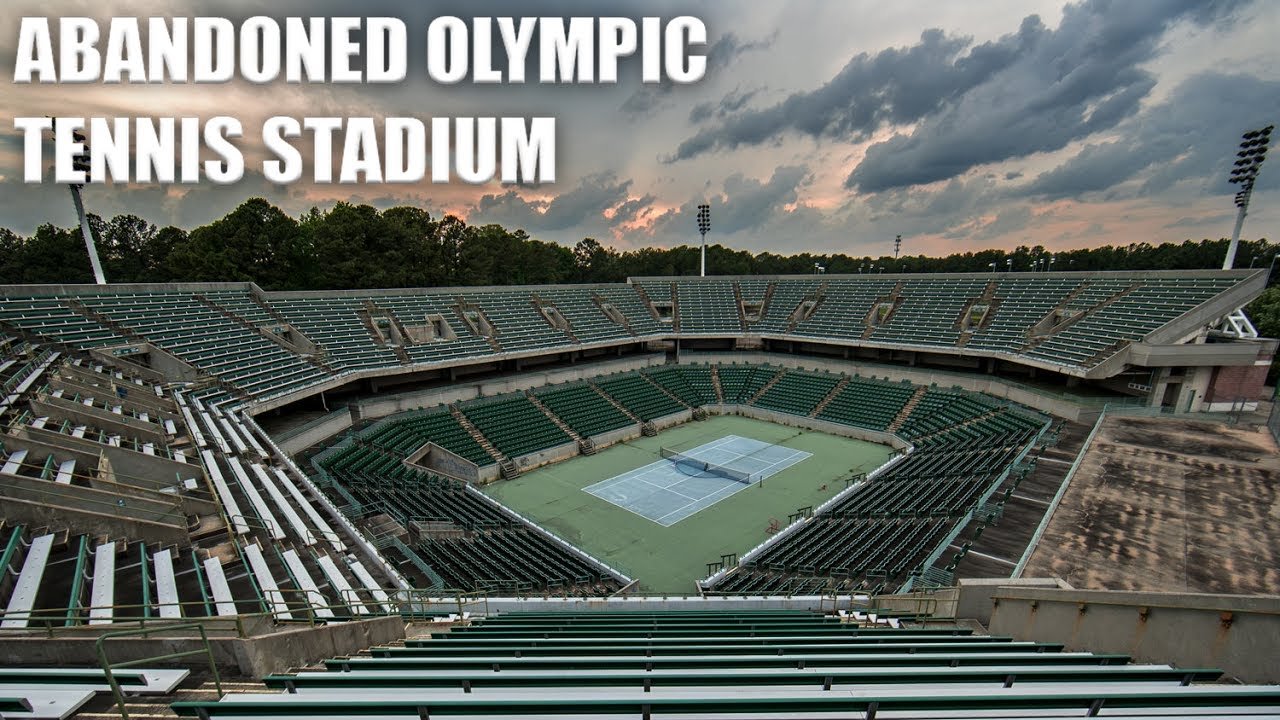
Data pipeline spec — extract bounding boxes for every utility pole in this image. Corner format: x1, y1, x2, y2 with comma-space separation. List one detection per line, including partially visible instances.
1223, 125, 1272, 270
53, 120, 106, 284
696, 204, 711, 277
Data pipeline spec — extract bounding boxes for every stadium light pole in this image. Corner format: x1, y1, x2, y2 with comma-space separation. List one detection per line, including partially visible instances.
696, 204, 711, 277
1223, 124, 1273, 270
893, 234, 901, 259
52, 121, 106, 284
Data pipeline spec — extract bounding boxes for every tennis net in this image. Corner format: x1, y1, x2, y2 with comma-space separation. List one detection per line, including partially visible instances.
660, 447, 758, 485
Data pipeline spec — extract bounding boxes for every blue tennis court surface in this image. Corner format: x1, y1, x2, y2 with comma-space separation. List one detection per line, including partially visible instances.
583, 435, 811, 527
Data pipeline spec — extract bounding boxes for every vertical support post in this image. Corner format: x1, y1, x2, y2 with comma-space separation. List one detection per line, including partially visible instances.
70, 184, 107, 284
1223, 201, 1247, 270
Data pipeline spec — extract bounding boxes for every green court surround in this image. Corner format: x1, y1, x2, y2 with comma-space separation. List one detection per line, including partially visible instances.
481, 415, 893, 593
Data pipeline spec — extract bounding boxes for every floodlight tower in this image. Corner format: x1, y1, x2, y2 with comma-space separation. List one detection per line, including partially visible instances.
52, 120, 106, 284
697, 204, 711, 277
1223, 125, 1273, 270
893, 234, 902, 259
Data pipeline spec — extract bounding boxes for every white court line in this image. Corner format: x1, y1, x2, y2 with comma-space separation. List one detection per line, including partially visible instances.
748, 448, 812, 478
654, 479, 746, 525
632, 474, 700, 502
584, 435, 812, 526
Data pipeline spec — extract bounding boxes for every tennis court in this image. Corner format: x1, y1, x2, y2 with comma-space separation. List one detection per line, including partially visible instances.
583, 435, 811, 526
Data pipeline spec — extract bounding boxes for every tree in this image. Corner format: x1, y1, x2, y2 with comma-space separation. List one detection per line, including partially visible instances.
100, 214, 157, 282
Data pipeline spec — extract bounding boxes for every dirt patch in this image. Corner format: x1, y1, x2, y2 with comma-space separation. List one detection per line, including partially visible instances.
1023, 415, 1280, 594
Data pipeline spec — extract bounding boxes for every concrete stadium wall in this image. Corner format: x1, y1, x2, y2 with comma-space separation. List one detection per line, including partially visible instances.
406, 442, 488, 484
704, 403, 913, 451
956, 577, 1072, 626
0, 616, 405, 678
987, 586, 1280, 684
650, 409, 693, 431
353, 354, 667, 421
684, 352, 1088, 421
512, 440, 579, 474
277, 409, 354, 456
589, 422, 642, 450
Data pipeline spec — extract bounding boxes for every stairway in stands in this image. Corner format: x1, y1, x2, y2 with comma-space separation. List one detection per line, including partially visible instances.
810, 376, 850, 417
861, 281, 904, 340
448, 405, 513, 474
1018, 282, 1141, 353
756, 282, 777, 327
709, 365, 725, 403
357, 304, 412, 365
587, 381, 655, 436
910, 406, 1009, 443
669, 281, 681, 332
636, 372, 690, 410
525, 391, 593, 455
195, 293, 336, 373
732, 282, 748, 331
745, 367, 787, 405
888, 386, 929, 432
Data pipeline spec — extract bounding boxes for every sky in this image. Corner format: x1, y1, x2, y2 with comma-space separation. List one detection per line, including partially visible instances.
1, 0, 1278, 258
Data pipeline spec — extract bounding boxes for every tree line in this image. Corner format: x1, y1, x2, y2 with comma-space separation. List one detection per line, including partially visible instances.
3, 197, 1275, 291
3, 196, 1278, 349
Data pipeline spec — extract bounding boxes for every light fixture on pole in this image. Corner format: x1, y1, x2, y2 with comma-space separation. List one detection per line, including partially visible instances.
696, 204, 711, 277
1223, 124, 1272, 270
52, 120, 106, 284
893, 234, 902, 259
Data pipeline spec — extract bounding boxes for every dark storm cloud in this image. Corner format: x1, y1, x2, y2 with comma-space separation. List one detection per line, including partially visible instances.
610, 194, 656, 225
667, 0, 1246, 196
689, 88, 761, 124
667, 23, 1027, 161
1023, 72, 1280, 200
469, 172, 635, 232
845, 0, 1244, 193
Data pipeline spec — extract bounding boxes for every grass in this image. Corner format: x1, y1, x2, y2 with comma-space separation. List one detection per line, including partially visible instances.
481, 415, 893, 593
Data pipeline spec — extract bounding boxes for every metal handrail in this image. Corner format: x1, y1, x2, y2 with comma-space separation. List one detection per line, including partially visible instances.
96, 622, 222, 720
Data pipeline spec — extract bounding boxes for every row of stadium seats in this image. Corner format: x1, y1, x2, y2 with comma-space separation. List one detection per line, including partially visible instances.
753, 369, 840, 415
532, 382, 633, 437
640, 364, 717, 406
360, 408, 494, 466
711, 420, 1041, 594
0, 273, 1247, 403
311, 441, 621, 595
0, 349, 404, 630
591, 372, 685, 420
173, 610, 1277, 720
461, 396, 572, 458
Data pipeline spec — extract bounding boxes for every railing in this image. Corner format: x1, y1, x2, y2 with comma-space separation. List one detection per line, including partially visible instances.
0, 579, 424, 641
96, 622, 222, 720
1012, 407, 1108, 577
0, 476, 186, 527
391, 588, 490, 620
912, 420, 1051, 584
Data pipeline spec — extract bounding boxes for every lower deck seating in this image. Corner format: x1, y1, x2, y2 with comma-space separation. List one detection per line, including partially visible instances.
710, 426, 1040, 594
461, 396, 571, 458
592, 373, 687, 421
175, 611, 1276, 720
